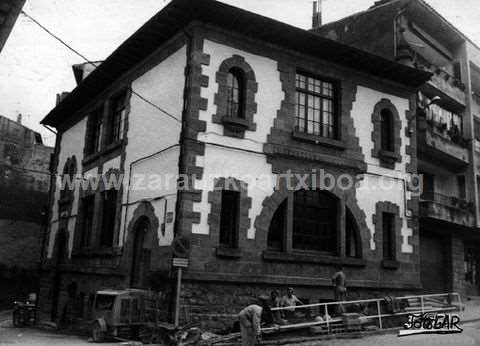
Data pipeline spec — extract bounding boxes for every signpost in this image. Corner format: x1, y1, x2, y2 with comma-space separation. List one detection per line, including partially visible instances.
171, 236, 190, 327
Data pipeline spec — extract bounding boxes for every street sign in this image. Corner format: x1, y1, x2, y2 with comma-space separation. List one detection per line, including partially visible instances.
171, 235, 190, 258
172, 257, 189, 268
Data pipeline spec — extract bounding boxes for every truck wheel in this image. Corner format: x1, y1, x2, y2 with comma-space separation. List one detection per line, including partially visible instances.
139, 325, 153, 344
12, 311, 22, 327
91, 322, 105, 343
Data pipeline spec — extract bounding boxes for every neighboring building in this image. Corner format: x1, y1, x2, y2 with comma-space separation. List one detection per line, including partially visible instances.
0, 0, 26, 53
38, 0, 430, 328
0, 114, 53, 270
314, 0, 480, 296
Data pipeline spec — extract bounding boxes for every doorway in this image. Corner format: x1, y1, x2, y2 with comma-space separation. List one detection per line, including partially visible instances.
51, 229, 67, 321
420, 233, 447, 293
130, 218, 151, 288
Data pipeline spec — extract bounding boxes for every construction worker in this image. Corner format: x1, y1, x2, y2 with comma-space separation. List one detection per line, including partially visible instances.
332, 265, 347, 315
280, 287, 303, 319
238, 297, 269, 346
268, 290, 285, 324
331, 265, 347, 301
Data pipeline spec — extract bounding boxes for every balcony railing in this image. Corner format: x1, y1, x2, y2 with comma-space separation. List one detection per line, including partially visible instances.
421, 191, 469, 209
420, 191, 475, 227
414, 54, 465, 91
417, 117, 470, 168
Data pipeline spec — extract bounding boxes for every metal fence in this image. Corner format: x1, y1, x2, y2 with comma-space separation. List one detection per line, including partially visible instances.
263, 292, 463, 334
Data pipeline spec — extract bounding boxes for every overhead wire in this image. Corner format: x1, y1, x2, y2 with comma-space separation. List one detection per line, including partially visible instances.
20, 10, 182, 124
17, 7, 415, 183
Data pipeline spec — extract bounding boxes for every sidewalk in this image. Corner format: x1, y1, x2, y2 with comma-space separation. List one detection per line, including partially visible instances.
463, 297, 480, 322
0, 310, 11, 325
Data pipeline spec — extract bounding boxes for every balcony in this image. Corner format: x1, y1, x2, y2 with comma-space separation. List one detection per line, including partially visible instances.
412, 52, 466, 106
420, 192, 475, 227
417, 117, 469, 170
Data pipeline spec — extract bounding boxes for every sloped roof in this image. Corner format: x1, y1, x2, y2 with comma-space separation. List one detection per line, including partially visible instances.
0, 0, 26, 52
42, 0, 431, 127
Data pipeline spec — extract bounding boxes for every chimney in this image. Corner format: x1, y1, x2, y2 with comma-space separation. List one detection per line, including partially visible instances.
17, 113, 22, 124
312, 1, 322, 29
56, 92, 70, 105
72, 62, 101, 86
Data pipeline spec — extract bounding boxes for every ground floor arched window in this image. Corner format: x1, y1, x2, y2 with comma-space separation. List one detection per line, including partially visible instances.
266, 189, 362, 258
293, 189, 337, 254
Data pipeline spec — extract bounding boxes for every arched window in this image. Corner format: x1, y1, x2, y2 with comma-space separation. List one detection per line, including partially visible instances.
346, 208, 361, 258
293, 189, 337, 254
267, 199, 287, 251
60, 157, 76, 201
226, 68, 245, 118
371, 99, 401, 168
380, 109, 394, 152
265, 189, 363, 259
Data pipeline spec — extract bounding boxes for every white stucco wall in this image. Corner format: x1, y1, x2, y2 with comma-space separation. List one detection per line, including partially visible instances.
47, 117, 87, 258
47, 44, 186, 257
192, 39, 283, 238
119, 45, 186, 247
193, 41, 415, 255
351, 86, 413, 253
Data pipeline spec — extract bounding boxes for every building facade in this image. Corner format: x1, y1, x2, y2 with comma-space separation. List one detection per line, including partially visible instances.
315, 0, 480, 297
38, 0, 430, 328
0, 114, 52, 307
0, 114, 52, 269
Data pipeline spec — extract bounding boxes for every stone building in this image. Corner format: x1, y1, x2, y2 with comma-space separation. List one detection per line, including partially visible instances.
314, 0, 480, 298
0, 114, 52, 269
38, 0, 431, 328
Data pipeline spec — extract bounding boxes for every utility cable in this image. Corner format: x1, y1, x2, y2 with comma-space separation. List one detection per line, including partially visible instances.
20, 10, 182, 124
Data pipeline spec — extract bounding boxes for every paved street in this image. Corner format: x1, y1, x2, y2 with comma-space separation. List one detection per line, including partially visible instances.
2, 317, 480, 346
288, 321, 480, 346
0, 318, 118, 346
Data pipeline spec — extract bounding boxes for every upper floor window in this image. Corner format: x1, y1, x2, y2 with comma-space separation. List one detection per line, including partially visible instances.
371, 99, 401, 169
60, 156, 76, 201
226, 68, 245, 119
213, 56, 257, 138
219, 190, 240, 248
106, 90, 127, 145
380, 109, 394, 152
86, 107, 103, 155
295, 73, 337, 139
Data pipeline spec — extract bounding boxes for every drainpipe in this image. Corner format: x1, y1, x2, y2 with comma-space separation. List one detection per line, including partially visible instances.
39, 124, 58, 267
39, 125, 58, 268
168, 27, 194, 324
173, 28, 194, 239
37, 125, 59, 315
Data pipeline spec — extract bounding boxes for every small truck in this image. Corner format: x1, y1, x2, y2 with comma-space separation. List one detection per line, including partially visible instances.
90, 288, 161, 342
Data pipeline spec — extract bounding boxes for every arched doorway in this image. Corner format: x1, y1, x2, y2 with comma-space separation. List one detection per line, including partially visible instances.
130, 217, 151, 288
51, 229, 67, 321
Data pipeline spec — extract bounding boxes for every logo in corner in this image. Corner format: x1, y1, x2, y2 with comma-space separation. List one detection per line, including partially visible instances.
398, 313, 463, 337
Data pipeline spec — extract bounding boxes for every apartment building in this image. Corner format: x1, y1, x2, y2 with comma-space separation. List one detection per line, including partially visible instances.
315, 0, 480, 296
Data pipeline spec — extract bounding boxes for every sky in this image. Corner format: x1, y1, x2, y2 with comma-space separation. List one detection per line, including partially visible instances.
0, 0, 479, 147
